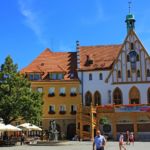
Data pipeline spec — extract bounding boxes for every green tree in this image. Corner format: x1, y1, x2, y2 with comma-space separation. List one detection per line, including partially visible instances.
0, 56, 43, 124
99, 117, 109, 125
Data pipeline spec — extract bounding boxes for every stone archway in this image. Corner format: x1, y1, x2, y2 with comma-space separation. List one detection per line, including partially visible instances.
129, 86, 140, 104
67, 123, 76, 140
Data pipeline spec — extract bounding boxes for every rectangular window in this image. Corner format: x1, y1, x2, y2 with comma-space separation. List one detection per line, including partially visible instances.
49, 105, 55, 112
52, 73, 57, 80
70, 87, 76, 94
37, 87, 43, 93
48, 87, 55, 96
58, 73, 63, 79
70, 87, 77, 96
71, 105, 77, 112
49, 87, 55, 94
60, 105, 66, 111
49, 73, 52, 79
60, 87, 65, 94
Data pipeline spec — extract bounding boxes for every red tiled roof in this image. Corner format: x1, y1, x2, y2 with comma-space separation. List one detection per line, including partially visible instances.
21, 48, 77, 80
78, 44, 122, 71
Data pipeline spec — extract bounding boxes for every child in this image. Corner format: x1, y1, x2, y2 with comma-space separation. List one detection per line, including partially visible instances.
119, 133, 126, 150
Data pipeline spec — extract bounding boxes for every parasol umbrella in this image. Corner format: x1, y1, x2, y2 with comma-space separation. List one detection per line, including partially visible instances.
18, 123, 42, 131
0, 123, 6, 131
5, 124, 22, 131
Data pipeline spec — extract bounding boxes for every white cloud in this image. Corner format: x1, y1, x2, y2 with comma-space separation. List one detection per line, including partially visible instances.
18, 0, 48, 46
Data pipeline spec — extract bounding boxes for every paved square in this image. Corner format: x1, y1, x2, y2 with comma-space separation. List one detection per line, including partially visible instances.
0, 141, 149, 150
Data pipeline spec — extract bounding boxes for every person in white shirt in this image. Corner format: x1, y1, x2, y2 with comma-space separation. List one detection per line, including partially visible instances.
119, 133, 126, 150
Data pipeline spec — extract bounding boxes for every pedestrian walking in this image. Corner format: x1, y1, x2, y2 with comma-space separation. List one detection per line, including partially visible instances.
93, 130, 106, 150
119, 133, 126, 150
20, 133, 25, 145
129, 132, 134, 145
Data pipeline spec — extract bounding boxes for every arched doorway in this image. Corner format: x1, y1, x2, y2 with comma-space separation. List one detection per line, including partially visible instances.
94, 91, 101, 106
129, 86, 140, 104
147, 88, 150, 104
85, 91, 92, 106
67, 123, 76, 140
113, 87, 123, 104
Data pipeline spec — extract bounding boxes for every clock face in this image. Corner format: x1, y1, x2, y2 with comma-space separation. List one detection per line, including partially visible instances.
129, 50, 137, 63
128, 50, 137, 71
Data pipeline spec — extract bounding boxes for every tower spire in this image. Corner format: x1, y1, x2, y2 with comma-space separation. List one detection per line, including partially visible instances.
128, 1, 131, 14
125, 1, 135, 33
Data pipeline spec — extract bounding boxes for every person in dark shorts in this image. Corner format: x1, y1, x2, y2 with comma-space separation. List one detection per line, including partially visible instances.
93, 130, 106, 150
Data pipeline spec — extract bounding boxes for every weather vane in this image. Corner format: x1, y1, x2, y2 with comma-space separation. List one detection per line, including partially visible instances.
128, 1, 132, 14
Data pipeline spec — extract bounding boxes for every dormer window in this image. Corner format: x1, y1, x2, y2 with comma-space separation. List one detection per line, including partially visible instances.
49, 73, 64, 80
29, 74, 34, 80
29, 73, 40, 80
34, 74, 40, 80
85, 55, 93, 66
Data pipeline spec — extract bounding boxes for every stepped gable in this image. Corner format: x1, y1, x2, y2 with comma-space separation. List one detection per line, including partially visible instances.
79, 44, 122, 71
20, 48, 77, 80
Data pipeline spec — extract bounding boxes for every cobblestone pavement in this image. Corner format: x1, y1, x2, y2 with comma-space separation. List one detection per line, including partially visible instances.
0, 141, 150, 150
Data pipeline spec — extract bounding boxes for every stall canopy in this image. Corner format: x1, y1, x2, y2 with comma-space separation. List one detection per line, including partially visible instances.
18, 123, 42, 131
0, 123, 6, 131
5, 124, 22, 131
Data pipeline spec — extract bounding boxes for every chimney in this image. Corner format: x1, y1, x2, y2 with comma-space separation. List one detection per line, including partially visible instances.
76, 40, 80, 69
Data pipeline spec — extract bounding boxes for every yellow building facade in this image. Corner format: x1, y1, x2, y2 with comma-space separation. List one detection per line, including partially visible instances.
21, 48, 81, 140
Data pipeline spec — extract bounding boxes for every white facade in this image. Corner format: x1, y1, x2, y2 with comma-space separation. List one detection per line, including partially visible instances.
78, 31, 150, 106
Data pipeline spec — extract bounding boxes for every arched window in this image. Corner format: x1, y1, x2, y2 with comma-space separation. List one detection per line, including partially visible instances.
129, 86, 140, 104
137, 70, 140, 78
113, 88, 122, 105
94, 91, 101, 106
85, 91, 92, 106
127, 70, 131, 78
99, 73, 103, 80
147, 69, 150, 77
89, 73, 92, 80
118, 70, 121, 78
147, 88, 150, 104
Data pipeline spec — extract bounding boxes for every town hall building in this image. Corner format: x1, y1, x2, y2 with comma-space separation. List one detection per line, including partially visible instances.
76, 12, 150, 140
21, 11, 150, 140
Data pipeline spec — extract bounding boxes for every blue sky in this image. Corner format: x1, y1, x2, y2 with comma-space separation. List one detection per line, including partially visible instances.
1, 0, 150, 70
